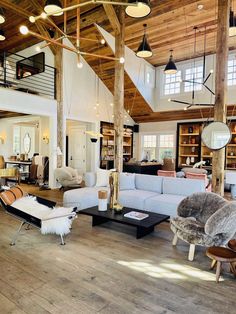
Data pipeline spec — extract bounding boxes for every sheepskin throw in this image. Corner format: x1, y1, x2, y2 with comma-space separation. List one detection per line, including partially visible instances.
12, 196, 75, 236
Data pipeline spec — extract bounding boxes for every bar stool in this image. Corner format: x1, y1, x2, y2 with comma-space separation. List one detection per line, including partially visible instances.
206, 246, 236, 283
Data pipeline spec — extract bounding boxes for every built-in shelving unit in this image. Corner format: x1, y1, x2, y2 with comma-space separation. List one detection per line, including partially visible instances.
100, 121, 133, 169
177, 120, 236, 171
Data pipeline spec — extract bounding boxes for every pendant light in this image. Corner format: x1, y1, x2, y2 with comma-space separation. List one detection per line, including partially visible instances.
0, 8, 5, 24
164, 50, 177, 75
0, 30, 5, 41
125, 0, 151, 18
44, 0, 63, 16
136, 24, 152, 58
229, 8, 236, 37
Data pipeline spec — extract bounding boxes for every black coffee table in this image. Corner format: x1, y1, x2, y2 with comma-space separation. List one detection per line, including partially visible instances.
78, 207, 169, 239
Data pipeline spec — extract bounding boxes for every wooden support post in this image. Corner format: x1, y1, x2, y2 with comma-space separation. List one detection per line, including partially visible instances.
212, 0, 230, 195
55, 47, 64, 167
114, 7, 125, 172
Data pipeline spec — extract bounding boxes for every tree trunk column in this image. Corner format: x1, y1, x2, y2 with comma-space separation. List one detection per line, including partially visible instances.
55, 47, 64, 168
212, 0, 230, 195
114, 7, 125, 173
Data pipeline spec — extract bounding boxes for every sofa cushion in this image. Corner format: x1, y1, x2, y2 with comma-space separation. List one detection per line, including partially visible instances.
119, 190, 158, 210
96, 168, 110, 187
119, 173, 135, 191
145, 194, 185, 217
135, 174, 163, 194
163, 177, 205, 196
63, 187, 109, 210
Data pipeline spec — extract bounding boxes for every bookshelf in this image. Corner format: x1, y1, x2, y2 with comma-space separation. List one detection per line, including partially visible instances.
100, 121, 133, 169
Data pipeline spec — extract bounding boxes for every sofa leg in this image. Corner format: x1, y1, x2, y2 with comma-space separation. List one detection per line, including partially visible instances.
172, 234, 178, 246
188, 244, 195, 261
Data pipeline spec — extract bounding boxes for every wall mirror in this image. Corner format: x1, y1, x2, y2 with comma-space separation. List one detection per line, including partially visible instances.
23, 133, 31, 154
201, 122, 231, 150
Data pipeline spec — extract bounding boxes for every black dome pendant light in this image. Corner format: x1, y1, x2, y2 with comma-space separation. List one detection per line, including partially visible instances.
0, 8, 5, 24
125, 0, 151, 18
136, 24, 153, 58
0, 30, 5, 41
164, 50, 177, 74
44, 0, 63, 16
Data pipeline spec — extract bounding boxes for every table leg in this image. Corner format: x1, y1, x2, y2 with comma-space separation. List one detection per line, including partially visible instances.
136, 226, 154, 239
216, 261, 222, 283
92, 216, 109, 227
210, 259, 217, 270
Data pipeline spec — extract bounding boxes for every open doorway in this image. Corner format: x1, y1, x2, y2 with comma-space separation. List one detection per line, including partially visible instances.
66, 120, 95, 175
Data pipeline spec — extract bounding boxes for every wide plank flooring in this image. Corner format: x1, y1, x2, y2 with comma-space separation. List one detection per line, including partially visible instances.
0, 185, 235, 314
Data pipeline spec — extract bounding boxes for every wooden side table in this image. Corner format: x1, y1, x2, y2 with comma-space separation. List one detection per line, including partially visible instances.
206, 247, 236, 283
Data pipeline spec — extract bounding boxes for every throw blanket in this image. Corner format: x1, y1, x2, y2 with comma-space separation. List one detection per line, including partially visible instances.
12, 196, 75, 236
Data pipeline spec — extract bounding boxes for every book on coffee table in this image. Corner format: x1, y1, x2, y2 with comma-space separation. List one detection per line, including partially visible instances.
124, 211, 149, 221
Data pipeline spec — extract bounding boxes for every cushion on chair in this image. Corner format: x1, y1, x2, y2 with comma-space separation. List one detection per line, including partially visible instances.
177, 192, 227, 224
182, 167, 207, 175
0, 185, 25, 205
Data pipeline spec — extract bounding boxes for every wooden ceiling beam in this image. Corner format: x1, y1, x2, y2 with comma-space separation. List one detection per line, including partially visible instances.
103, 4, 120, 34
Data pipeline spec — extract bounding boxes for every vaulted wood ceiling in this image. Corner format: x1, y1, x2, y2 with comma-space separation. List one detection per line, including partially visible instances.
0, 0, 235, 122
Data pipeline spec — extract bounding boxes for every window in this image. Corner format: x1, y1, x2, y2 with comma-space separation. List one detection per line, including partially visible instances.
164, 71, 181, 95
142, 135, 157, 160
184, 66, 203, 92
159, 134, 174, 161
227, 59, 236, 86
141, 134, 175, 161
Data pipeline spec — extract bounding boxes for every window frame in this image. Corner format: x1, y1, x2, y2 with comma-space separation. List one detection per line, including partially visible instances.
140, 132, 176, 162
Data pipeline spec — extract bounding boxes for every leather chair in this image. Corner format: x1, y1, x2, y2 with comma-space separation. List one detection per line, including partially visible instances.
170, 192, 236, 261
157, 170, 176, 177
54, 167, 82, 190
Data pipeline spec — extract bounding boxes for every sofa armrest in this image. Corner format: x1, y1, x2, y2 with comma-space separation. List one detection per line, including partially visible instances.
85, 172, 96, 187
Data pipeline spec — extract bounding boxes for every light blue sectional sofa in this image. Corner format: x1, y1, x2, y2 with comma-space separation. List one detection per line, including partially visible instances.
63, 172, 205, 217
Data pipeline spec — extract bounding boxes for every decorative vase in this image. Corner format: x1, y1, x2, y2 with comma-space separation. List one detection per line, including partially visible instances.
109, 171, 123, 212
190, 157, 195, 164
98, 190, 108, 211
188, 126, 193, 133
186, 156, 190, 165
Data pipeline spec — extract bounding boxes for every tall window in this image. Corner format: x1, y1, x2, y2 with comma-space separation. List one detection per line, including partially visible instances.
142, 135, 157, 160
164, 71, 181, 95
227, 59, 236, 86
159, 134, 174, 160
184, 66, 203, 92
141, 134, 175, 161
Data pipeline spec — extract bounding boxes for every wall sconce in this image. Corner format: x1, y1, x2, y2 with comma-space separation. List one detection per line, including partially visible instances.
0, 136, 4, 144
43, 135, 49, 144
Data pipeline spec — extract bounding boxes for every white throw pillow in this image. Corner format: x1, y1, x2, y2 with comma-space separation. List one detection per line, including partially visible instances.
119, 173, 136, 190
96, 168, 111, 187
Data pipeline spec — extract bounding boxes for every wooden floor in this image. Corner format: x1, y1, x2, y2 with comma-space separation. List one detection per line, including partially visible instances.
0, 185, 235, 314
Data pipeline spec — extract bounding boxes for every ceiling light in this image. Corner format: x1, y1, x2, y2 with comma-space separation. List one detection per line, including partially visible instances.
110, 103, 113, 106
19, 25, 29, 35
0, 8, 5, 24
0, 30, 5, 41
44, 0, 63, 16
41, 12, 47, 19
100, 38, 105, 45
197, 4, 204, 10
35, 46, 41, 52
136, 24, 152, 58
119, 57, 125, 64
125, 0, 151, 18
229, 8, 236, 37
164, 49, 177, 74
77, 61, 83, 69
29, 16, 36, 23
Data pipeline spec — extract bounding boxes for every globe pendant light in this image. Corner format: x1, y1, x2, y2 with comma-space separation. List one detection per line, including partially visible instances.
44, 0, 63, 16
0, 8, 5, 24
125, 0, 151, 18
164, 50, 177, 74
0, 30, 5, 41
136, 24, 152, 58
229, 8, 236, 37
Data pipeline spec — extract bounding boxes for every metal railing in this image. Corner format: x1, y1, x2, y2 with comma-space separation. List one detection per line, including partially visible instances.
0, 51, 56, 99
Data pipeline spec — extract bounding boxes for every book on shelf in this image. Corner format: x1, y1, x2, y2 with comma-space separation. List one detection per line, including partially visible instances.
124, 211, 149, 220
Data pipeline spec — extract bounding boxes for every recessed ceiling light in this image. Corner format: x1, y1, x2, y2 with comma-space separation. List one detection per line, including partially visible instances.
197, 4, 204, 10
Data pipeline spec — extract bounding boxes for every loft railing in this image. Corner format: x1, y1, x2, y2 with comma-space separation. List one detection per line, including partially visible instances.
0, 51, 56, 99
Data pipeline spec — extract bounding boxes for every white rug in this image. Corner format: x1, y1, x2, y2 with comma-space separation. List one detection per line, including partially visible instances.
12, 196, 75, 236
